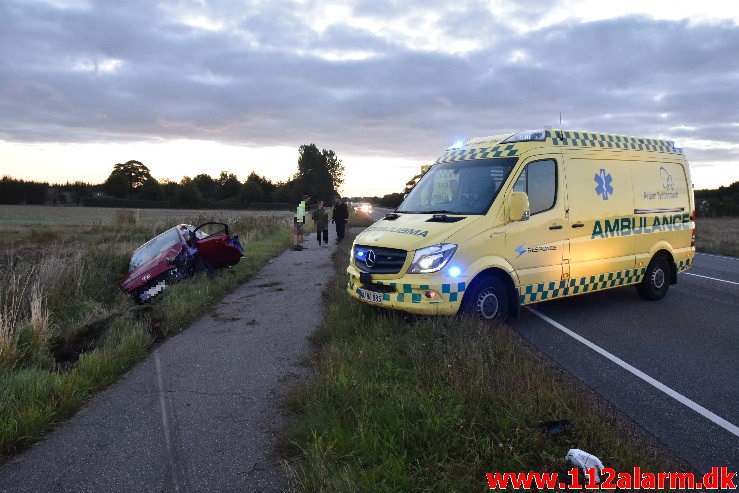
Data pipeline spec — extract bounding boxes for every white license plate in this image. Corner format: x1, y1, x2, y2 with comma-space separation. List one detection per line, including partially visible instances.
358, 288, 383, 304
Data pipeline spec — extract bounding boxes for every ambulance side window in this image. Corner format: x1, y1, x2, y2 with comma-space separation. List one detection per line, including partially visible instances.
512, 159, 556, 215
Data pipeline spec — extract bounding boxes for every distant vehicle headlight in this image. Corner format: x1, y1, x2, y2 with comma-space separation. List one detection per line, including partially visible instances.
408, 244, 457, 273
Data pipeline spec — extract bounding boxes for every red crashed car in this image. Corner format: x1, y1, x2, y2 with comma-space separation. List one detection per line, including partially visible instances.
121, 222, 244, 303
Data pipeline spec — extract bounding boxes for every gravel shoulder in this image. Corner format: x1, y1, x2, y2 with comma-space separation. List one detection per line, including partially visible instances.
0, 239, 339, 493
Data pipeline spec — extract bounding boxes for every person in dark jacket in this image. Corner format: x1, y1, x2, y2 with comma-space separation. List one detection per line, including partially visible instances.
312, 200, 329, 246
331, 196, 349, 243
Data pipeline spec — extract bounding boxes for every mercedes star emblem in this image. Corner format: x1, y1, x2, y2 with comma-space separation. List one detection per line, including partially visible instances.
365, 249, 376, 268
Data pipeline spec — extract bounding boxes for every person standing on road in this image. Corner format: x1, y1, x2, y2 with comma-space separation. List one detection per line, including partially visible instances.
331, 196, 349, 243
292, 195, 309, 251
312, 200, 329, 246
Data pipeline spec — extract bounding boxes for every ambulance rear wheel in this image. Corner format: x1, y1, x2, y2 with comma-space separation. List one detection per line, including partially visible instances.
464, 276, 509, 321
637, 255, 671, 300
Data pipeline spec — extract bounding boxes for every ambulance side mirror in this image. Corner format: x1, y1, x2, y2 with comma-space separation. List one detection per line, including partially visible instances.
508, 192, 530, 222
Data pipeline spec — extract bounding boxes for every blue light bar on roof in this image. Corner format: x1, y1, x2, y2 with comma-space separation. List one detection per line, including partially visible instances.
501, 129, 547, 143
447, 139, 466, 150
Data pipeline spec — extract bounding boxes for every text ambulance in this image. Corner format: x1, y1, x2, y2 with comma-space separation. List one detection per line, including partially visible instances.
347, 129, 696, 320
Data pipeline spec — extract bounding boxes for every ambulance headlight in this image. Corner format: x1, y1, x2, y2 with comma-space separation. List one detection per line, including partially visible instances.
408, 244, 457, 274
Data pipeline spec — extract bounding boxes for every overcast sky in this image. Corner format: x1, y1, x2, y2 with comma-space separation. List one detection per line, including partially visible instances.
1, 0, 738, 197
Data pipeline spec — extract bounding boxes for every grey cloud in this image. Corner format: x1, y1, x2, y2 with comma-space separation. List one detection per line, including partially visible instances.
1, 1, 737, 173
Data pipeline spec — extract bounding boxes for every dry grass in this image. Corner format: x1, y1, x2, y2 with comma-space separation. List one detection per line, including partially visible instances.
695, 216, 739, 257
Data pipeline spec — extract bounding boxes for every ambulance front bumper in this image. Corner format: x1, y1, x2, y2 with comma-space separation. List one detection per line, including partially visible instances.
346, 265, 470, 316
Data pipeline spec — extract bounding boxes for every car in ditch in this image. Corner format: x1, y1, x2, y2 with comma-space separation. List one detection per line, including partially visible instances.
121, 222, 244, 303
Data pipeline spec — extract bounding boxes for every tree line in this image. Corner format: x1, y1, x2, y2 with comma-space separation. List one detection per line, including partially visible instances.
695, 181, 739, 217
4, 153, 735, 217
1, 144, 346, 210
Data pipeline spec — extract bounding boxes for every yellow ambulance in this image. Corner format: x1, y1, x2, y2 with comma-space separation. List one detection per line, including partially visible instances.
346, 129, 696, 320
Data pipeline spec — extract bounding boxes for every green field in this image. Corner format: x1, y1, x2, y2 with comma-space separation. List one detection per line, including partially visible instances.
0, 204, 290, 229
694, 216, 739, 257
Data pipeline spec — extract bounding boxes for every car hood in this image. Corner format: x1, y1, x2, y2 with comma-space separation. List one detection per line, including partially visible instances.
121, 243, 183, 292
354, 214, 481, 251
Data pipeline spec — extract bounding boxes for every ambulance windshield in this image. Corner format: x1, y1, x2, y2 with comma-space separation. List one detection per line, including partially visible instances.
397, 157, 517, 215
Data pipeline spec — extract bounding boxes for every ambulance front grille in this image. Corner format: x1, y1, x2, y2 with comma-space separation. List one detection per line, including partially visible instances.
354, 245, 407, 274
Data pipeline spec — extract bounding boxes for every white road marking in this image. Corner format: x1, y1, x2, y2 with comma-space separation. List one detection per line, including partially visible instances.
527, 307, 739, 438
696, 252, 739, 261
684, 272, 739, 285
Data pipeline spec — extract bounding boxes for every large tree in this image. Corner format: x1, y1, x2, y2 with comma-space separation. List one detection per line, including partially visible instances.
103, 173, 129, 198
294, 144, 344, 203
106, 160, 153, 195
322, 148, 344, 195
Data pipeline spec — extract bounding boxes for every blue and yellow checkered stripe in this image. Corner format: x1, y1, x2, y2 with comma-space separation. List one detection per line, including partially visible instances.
437, 144, 518, 163
676, 257, 692, 273
549, 130, 678, 153
375, 280, 467, 304
435, 131, 678, 165
348, 273, 466, 304
519, 268, 646, 304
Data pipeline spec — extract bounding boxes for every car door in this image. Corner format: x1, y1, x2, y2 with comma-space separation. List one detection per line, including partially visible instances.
505, 156, 567, 303
192, 223, 244, 268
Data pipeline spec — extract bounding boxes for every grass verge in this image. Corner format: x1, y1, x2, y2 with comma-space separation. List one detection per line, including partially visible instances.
695, 216, 739, 257
284, 231, 693, 492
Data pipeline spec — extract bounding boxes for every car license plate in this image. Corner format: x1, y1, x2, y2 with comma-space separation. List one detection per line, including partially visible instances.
358, 288, 383, 304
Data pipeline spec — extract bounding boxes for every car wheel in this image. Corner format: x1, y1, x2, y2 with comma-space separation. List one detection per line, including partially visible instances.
636, 255, 671, 300
132, 288, 145, 304
463, 276, 509, 321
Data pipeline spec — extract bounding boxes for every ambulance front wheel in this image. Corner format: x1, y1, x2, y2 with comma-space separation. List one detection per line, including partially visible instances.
637, 255, 671, 300
463, 276, 509, 321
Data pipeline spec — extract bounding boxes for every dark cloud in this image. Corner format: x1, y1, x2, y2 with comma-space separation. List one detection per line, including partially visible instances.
1, 1, 737, 179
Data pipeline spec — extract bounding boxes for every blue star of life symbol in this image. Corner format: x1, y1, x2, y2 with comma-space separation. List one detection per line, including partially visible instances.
594, 168, 614, 200
515, 244, 527, 257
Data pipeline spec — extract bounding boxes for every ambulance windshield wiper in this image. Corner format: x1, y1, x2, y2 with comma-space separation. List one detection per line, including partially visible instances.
394, 209, 456, 214
426, 210, 467, 222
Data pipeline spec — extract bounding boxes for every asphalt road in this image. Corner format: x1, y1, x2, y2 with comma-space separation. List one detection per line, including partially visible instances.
510, 252, 739, 474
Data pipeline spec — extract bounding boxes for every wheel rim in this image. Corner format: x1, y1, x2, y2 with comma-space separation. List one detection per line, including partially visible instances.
651, 267, 665, 290
476, 289, 499, 319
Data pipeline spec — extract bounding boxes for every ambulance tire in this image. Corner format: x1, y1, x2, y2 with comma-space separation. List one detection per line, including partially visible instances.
464, 276, 509, 321
637, 255, 671, 300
